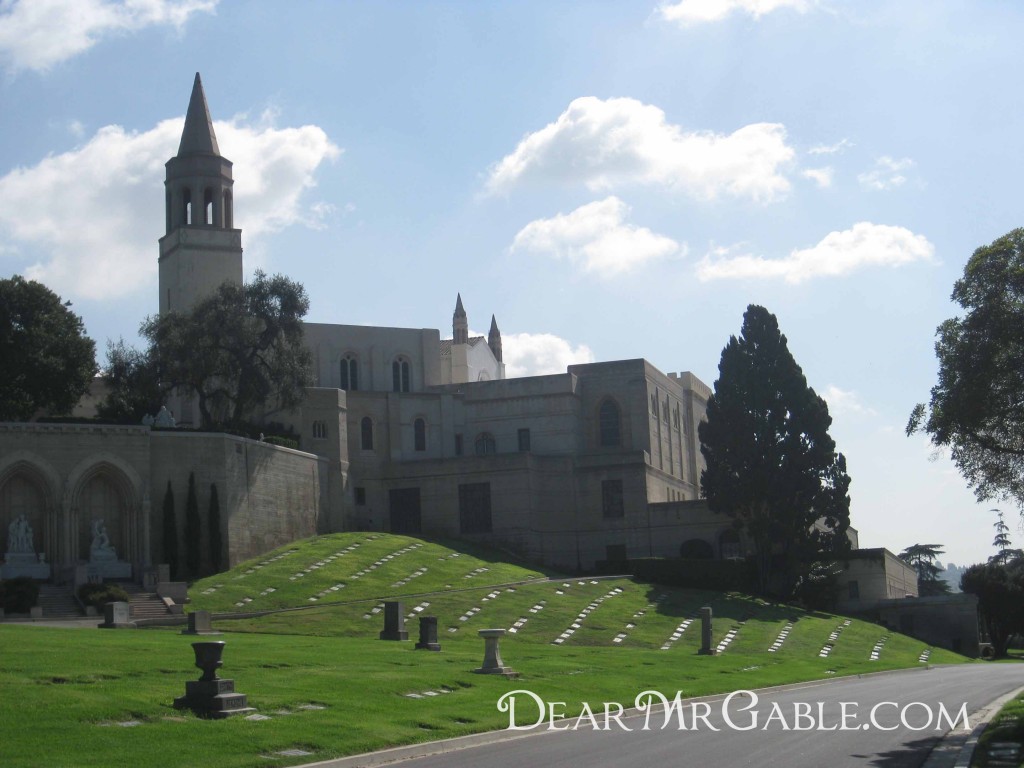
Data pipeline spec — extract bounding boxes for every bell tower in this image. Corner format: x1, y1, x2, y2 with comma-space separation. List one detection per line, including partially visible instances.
158, 73, 243, 315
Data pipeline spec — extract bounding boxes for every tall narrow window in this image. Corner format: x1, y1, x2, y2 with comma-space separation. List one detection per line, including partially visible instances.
183, 188, 192, 226
204, 187, 214, 225
518, 428, 531, 452
223, 191, 233, 228
392, 357, 410, 392
599, 400, 621, 447
340, 355, 358, 391
414, 418, 426, 451
361, 417, 374, 450
454, 433, 464, 456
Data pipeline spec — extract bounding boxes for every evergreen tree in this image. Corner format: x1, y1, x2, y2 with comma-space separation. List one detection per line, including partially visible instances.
208, 483, 223, 574
699, 305, 851, 598
989, 509, 1023, 565
898, 543, 951, 596
161, 480, 178, 579
184, 472, 201, 576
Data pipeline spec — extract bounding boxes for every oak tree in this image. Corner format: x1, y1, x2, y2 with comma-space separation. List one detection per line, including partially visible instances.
0, 275, 96, 420
909, 228, 1024, 512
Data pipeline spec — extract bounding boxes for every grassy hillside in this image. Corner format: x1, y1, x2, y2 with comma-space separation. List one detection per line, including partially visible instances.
189, 533, 549, 614
0, 533, 972, 768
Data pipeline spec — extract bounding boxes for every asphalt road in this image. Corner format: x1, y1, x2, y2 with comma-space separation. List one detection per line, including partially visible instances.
347, 665, 1024, 768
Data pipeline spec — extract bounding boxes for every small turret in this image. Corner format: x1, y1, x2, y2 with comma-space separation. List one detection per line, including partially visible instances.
488, 314, 502, 363
453, 293, 468, 345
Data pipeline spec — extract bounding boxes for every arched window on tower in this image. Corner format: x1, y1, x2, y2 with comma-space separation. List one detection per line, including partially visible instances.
204, 187, 214, 225
340, 355, 358, 391
361, 417, 374, 451
223, 190, 233, 228
183, 188, 192, 226
414, 418, 426, 451
392, 357, 410, 392
599, 399, 621, 447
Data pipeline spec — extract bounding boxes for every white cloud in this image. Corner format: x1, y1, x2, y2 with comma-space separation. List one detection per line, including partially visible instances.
0, 115, 340, 300
822, 385, 876, 417
858, 156, 914, 191
801, 166, 833, 188
808, 138, 853, 155
658, 0, 809, 27
486, 96, 795, 203
696, 222, 935, 283
510, 197, 682, 278
503, 332, 595, 378
0, 0, 217, 73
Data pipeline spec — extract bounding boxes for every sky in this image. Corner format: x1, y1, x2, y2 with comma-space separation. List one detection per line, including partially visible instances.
0, 0, 1020, 569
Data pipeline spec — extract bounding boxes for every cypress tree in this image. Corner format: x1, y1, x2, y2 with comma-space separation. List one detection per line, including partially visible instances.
208, 483, 223, 573
185, 472, 201, 576
161, 480, 178, 579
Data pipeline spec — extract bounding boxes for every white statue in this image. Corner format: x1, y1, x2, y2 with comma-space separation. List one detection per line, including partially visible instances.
90, 519, 116, 561
7, 513, 34, 554
154, 406, 176, 428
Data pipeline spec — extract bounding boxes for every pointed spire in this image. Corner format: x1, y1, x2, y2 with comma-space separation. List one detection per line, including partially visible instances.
177, 72, 221, 157
453, 293, 468, 345
488, 314, 503, 363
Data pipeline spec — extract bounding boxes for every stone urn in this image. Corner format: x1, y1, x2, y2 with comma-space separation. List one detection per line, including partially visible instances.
192, 641, 225, 681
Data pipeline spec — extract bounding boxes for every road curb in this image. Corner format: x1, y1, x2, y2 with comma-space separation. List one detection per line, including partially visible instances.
291, 663, 943, 768
922, 685, 1024, 768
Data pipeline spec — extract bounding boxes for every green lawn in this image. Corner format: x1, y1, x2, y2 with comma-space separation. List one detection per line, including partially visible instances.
0, 533, 972, 768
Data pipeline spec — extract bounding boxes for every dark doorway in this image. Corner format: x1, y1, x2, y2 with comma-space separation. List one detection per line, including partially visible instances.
389, 488, 422, 535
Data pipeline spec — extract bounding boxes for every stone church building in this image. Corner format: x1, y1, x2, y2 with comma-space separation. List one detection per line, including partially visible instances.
0, 74, 748, 584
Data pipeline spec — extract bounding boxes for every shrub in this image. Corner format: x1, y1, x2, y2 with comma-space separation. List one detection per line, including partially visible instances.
263, 435, 299, 449
77, 583, 130, 610
0, 577, 40, 613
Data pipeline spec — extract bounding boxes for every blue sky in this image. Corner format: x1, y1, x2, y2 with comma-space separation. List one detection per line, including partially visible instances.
0, 0, 1020, 568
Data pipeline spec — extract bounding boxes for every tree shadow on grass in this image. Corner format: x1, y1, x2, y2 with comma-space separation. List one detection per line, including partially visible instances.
849, 734, 942, 767
642, 584, 805, 626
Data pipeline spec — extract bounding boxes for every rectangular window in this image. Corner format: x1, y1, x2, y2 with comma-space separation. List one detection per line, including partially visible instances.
459, 482, 492, 534
602, 479, 624, 518
518, 428, 531, 452
847, 580, 860, 600
454, 433, 463, 456
354, 487, 366, 506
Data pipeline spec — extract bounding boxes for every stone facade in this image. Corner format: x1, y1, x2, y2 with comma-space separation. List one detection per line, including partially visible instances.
834, 548, 919, 612
0, 423, 326, 581
876, 593, 981, 657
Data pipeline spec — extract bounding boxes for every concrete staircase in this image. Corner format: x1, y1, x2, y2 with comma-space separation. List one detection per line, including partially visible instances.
121, 583, 171, 620
36, 585, 84, 620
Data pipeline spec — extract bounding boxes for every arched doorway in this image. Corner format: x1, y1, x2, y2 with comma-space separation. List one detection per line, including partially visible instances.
77, 472, 126, 562
0, 473, 47, 555
68, 460, 141, 576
